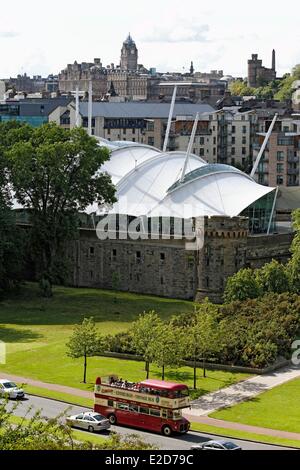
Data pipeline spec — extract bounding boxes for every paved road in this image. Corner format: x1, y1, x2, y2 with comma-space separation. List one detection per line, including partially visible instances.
6, 395, 294, 451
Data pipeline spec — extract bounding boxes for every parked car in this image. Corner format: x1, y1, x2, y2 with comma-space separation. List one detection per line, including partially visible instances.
66, 412, 111, 433
0, 380, 25, 399
191, 440, 242, 451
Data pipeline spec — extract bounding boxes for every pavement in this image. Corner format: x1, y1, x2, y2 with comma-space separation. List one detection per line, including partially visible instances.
2, 364, 300, 443
184, 364, 300, 417
6, 394, 292, 451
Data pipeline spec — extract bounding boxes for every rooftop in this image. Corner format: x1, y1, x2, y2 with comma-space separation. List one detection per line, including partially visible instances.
79, 102, 214, 119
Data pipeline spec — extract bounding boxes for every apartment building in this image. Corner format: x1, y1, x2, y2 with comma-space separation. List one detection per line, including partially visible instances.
172, 109, 256, 168
254, 116, 300, 187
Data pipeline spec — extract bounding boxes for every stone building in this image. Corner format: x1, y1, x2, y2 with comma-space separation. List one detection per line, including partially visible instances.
253, 114, 300, 187
58, 35, 226, 103
172, 109, 257, 169
248, 51, 277, 88
69, 101, 214, 146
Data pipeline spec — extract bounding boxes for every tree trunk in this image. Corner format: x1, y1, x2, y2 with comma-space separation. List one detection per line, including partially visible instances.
39, 275, 53, 298
162, 364, 165, 381
145, 361, 150, 379
83, 353, 87, 384
193, 357, 197, 390
203, 357, 206, 378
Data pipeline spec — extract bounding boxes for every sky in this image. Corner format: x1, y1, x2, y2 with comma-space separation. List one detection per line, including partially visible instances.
0, 0, 299, 79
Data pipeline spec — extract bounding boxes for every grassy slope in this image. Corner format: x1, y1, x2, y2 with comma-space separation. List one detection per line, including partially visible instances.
211, 378, 300, 434
191, 422, 300, 449
0, 283, 247, 395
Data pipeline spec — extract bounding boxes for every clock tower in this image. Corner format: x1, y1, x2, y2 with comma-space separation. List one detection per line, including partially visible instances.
120, 34, 138, 72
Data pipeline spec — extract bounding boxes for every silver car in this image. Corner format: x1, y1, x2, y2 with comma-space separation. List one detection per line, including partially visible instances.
66, 412, 111, 433
0, 380, 25, 399
191, 440, 242, 451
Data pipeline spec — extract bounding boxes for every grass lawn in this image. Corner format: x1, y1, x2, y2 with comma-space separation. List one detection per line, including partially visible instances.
211, 378, 300, 434
191, 422, 300, 449
0, 282, 248, 396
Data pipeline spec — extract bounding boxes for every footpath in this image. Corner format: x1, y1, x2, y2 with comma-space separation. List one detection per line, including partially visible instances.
2, 365, 300, 441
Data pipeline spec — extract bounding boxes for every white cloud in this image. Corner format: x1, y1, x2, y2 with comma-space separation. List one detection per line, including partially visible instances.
142, 24, 210, 43
0, 31, 19, 38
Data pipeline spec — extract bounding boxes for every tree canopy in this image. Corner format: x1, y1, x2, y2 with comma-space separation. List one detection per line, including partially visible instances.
3, 123, 116, 296
66, 317, 104, 383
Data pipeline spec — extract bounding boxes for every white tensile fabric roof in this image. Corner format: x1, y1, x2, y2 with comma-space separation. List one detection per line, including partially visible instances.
88, 141, 275, 218
148, 168, 274, 218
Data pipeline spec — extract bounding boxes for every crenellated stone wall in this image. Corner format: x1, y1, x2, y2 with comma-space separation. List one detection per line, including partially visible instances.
65, 216, 294, 303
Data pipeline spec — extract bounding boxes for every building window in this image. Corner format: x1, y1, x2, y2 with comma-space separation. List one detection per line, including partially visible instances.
132, 138, 135, 142
277, 175, 284, 185
200, 148, 205, 156
200, 137, 205, 145
132, 128, 136, 134
148, 136, 154, 146
160, 276, 164, 285
107, 128, 111, 135
277, 163, 284, 173
232, 126, 236, 134
89, 247, 95, 256
205, 277, 210, 288
231, 147, 236, 156
90, 271, 94, 279
232, 136, 235, 144
242, 137, 246, 145
213, 148, 216, 156
112, 249, 117, 261
160, 253, 165, 262
242, 147, 246, 155
277, 151, 284, 161
136, 251, 141, 263
123, 128, 126, 135
242, 126, 247, 134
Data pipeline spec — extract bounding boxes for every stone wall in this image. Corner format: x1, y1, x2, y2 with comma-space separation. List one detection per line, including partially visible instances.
246, 232, 293, 269
44, 215, 293, 303
68, 230, 197, 300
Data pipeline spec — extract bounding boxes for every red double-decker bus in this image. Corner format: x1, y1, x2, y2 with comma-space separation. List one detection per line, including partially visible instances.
94, 376, 190, 436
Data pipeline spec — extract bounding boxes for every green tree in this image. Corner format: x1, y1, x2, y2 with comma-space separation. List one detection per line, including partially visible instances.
186, 302, 221, 384
131, 311, 162, 379
229, 80, 256, 97
148, 323, 183, 380
224, 268, 261, 303
0, 133, 24, 293
287, 209, 300, 293
256, 259, 290, 295
5, 123, 116, 296
66, 317, 103, 383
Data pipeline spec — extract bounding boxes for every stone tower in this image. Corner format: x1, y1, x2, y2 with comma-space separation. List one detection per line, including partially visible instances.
120, 34, 138, 72
195, 216, 249, 303
272, 49, 276, 72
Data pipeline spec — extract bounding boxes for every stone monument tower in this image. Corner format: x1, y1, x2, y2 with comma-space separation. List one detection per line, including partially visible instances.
120, 34, 138, 72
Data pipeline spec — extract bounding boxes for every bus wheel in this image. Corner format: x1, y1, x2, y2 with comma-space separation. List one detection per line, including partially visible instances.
108, 414, 117, 425
162, 425, 172, 437
88, 426, 94, 433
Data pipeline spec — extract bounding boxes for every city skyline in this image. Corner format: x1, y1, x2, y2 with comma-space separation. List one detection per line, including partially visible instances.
0, 0, 299, 78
